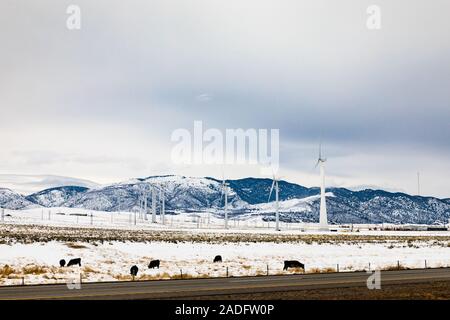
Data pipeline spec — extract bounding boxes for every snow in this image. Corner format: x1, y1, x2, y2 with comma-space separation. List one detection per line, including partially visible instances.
0, 207, 449, 286
0, 174, 99, 195
1, 207, 449, 236
1, 239, 449, 286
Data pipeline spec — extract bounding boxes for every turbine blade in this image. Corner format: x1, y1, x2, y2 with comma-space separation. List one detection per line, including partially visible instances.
319, 141, 322, 160
314, 159, 320, 168
268, 180, 275, 202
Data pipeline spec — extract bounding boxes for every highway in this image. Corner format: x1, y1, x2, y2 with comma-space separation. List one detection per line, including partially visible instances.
0, 268, 449, 300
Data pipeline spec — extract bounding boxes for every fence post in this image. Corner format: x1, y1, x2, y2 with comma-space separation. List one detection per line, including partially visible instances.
337, 264, 339, 273
425, 259, 427, 269
80, 273, 82, 285
226, 267, 228, 278
368, 262, 371, 271
180, 269, 183, 279
266, 264, 269, 276
397, 260, 400, 270
22, 277, 25, 286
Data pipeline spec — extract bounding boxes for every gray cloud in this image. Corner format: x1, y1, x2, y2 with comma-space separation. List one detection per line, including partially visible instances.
0, 0, 449, 197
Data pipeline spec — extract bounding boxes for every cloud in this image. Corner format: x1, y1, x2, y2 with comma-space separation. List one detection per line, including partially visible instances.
0, 0, 449, 197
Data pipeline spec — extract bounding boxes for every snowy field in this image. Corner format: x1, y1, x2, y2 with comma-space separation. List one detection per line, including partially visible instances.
0, 207, 449, 286
1, 207, 449, 236
1, 239, 449, 286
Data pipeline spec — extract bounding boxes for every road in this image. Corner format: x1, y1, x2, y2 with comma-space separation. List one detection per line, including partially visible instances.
0, 268, 449, 300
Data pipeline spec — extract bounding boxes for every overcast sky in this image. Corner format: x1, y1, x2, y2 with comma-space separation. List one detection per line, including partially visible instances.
0, 0, 449, 197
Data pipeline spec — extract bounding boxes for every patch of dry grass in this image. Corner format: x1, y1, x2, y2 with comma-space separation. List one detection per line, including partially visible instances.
308, 267, 335, 274
82, 266, 98, 273
2, 223, 449, 245
0, 265, 15, 277
22, 264, 47, 275
382, 264, 408, 271
65, 242, 88, 249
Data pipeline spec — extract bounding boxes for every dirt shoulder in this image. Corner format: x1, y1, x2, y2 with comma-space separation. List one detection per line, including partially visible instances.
183, 280, 450, 300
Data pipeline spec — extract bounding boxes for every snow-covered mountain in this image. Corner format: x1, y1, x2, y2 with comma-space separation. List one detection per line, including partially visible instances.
1, 175, 449, 224
0, 174, 99, 195
25, 186, 89, 207
0, 188, 37, 210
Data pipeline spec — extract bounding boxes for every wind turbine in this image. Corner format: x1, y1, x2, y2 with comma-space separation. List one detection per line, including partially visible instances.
221, 177, 229, 229
143, 188, 148, 221
160, 187, 165, 224
268, 175, 281, 231
151, 186, 157, 223
315, 142, 329, 231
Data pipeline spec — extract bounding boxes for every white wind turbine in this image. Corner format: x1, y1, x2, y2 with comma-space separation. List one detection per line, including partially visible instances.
151, 186, 157, 223
268, 175, 281, 231
315, 142, 329, 231
160, 187, 165, 224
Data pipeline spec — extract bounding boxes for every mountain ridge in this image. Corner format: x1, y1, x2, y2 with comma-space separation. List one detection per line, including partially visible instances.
1, 175, 449, 224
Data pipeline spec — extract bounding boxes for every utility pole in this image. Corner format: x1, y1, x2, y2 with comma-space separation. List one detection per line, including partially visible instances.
417, 172, 421, 196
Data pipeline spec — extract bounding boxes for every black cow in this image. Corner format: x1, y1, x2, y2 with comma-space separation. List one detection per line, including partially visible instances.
67, 258, 81, 267
283, 260, 305, 271
130, 265, 138, 276
213, 255, 222, 263
148, 259, 160, 269
59, 259, 66, 267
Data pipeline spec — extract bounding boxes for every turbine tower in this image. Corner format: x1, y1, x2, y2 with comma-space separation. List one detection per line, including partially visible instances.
221, 178, 229, 229
417, 172, 420, 196
315, 142, 329, 231
143, 189, 148, 221
151, 186, 157, 223
160, 188, 165, 224
268, 175, 280, 231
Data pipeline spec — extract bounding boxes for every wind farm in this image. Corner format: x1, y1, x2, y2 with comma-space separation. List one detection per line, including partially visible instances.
1, 0, 449, 303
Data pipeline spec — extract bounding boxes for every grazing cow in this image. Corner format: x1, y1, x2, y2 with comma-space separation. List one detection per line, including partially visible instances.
130, 265, 138, 276
213, 255, 222, 263
67, 258, 82, 267
148, 259, 160, 269
59, 259, 66, 267
283, 260, 305, 271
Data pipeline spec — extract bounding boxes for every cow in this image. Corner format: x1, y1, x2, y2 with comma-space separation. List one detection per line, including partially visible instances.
148, 259, 160, 269
59, 259, 66, 267
213, 255, 222, 263
130, 265, 138, 277
67, 258, 82, 267
283, 260, 305, 271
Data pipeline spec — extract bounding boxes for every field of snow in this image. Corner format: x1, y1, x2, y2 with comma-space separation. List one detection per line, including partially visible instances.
1, 239, 449, 286
0, 207, 449, 286
1, 207, 449, 235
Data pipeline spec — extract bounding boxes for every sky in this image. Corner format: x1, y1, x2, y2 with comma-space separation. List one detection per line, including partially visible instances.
0, 0, 449, 198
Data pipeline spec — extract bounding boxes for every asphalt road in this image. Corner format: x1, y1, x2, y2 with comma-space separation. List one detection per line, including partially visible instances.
0, 268, 449, 300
